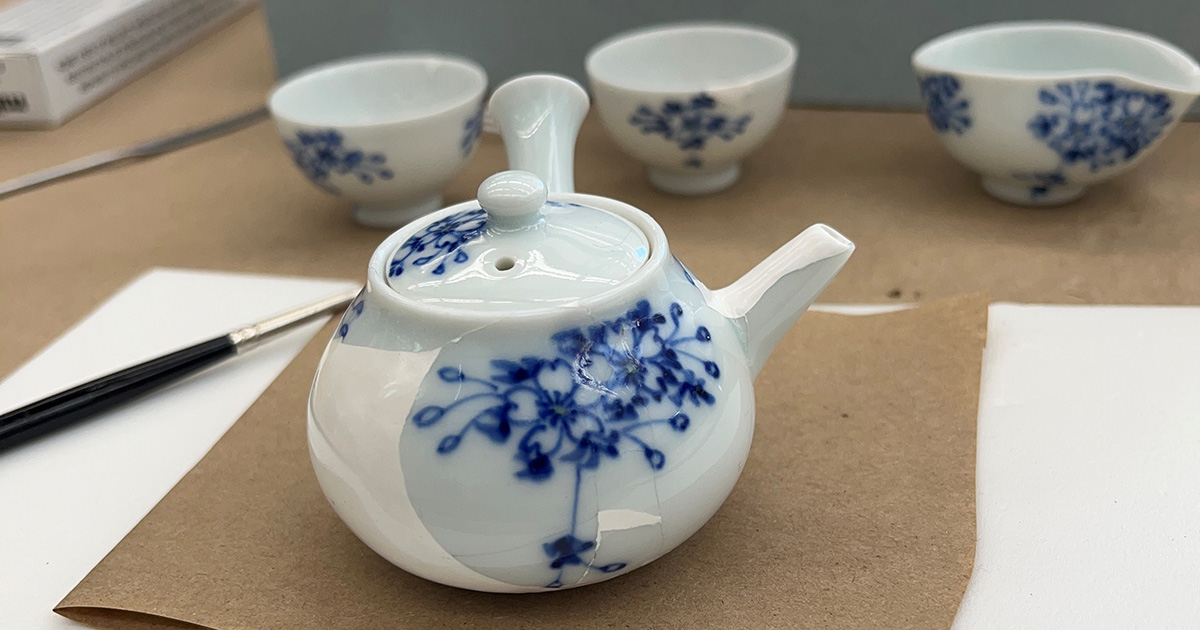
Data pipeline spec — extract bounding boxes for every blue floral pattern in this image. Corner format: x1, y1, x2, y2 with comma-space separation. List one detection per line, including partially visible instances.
388, 208, 487, 277
461, 105, 484, 157
918, 73, 971, 135
411, 299, 719, 587
1028, 81, 1172, 172
1013, 171, 1069, 200
630, 93, 751, 169
1012, 81, 1174, 201
336, 294, 365, 340
284, 129, 393, 194
545, 200, 587, 209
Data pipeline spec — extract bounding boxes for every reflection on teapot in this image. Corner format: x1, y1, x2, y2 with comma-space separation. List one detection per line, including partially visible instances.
308, 74, 854, 592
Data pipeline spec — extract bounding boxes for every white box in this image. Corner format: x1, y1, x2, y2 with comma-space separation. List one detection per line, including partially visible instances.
0, 0, 253, 128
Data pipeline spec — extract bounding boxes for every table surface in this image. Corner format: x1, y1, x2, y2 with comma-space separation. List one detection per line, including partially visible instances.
4, 8, 1200, 380
4, 7, 1200, 630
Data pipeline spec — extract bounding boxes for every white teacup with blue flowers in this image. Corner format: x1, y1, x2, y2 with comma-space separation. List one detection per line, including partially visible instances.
270, 54, 487, 227
587, 23, 797, 196
913, 22, 1200, 206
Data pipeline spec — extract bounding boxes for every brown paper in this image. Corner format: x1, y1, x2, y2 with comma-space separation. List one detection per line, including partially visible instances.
54, 294, 986, 630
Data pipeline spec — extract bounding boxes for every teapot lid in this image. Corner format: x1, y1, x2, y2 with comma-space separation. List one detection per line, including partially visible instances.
384, 170, 650, 310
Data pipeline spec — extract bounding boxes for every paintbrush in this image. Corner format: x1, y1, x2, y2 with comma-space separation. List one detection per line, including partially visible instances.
0, 288, 359, 451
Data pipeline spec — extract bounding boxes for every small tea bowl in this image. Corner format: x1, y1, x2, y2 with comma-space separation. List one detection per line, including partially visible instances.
913, 22, 1200, 206
269, 54, 488, 227
586, 23, 796, 195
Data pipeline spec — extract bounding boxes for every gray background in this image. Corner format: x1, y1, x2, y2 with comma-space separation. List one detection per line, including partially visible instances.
260, 0, 1200, 115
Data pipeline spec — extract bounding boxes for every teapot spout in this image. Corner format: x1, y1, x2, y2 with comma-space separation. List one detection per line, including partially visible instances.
711, 224, 854, 377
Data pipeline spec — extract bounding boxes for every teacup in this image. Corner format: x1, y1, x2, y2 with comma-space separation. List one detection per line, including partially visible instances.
586, 23, 796, 195
269, 54, 488, 227
913, 22, 1200, 206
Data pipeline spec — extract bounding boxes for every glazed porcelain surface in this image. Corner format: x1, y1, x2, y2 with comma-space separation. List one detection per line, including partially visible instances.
913, 22, 1200, 206
269, 54, 487, 227
308, 74, 854, 592
586, 23, 796, 195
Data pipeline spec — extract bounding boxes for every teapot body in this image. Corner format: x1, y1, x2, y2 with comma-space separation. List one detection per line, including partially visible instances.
309, 206, 754, 592
306, 73, 854, 593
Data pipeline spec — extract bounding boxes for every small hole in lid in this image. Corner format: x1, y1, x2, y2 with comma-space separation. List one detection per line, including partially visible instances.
495, 256, 516, 271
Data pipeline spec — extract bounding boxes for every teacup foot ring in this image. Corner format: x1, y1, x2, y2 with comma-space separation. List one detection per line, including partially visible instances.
648, 164, 740, 196
982, 176, 1085, 207
352, 195, 445, 228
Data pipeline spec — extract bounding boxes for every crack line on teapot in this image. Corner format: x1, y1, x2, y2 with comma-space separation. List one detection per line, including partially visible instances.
409, 298, 720, 587
335, 292, 366, 339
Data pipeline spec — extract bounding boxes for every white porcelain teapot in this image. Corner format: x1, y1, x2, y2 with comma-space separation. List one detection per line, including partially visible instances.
308, 74, 854, 592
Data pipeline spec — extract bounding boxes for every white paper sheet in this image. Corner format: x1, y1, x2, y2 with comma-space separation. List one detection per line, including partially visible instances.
954, 304, 1200, 629
0, 268, 358, 630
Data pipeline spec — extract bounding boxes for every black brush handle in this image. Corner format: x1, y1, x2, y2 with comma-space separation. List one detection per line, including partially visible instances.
0, 336, 236, 451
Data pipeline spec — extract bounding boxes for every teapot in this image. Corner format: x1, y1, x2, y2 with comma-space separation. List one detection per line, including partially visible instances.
308, 74, 854, 592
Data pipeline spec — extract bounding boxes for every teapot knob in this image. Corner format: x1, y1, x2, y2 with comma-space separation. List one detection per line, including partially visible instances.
478, 170, 547, 228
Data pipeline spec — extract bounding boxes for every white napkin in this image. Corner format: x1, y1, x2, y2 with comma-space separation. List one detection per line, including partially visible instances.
0, 268, 358, 630
954, 304, 1200, 629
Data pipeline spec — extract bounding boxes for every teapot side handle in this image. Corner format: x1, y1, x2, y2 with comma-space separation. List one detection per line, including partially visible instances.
487, 74, 589, 194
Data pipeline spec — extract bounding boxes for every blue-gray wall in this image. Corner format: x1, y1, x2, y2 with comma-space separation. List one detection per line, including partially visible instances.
262, 0, 1200, 115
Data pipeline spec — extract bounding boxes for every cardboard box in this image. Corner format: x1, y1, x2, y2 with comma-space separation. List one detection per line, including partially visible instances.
0, 0, 252, 128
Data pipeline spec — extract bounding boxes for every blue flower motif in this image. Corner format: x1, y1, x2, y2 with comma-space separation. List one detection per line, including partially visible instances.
461, 106, 484, 157
1027, 81, 1172, 172
544, 535, 593, 568
388, 208, 486, 277
335, 294, 365, 340
918, 73, 971, 135
284, 129, 393, 194
630, 92, 751, 168
1014, 171, 1069, 200
1006, 81, 1174, 201
411, 299, 718, 586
